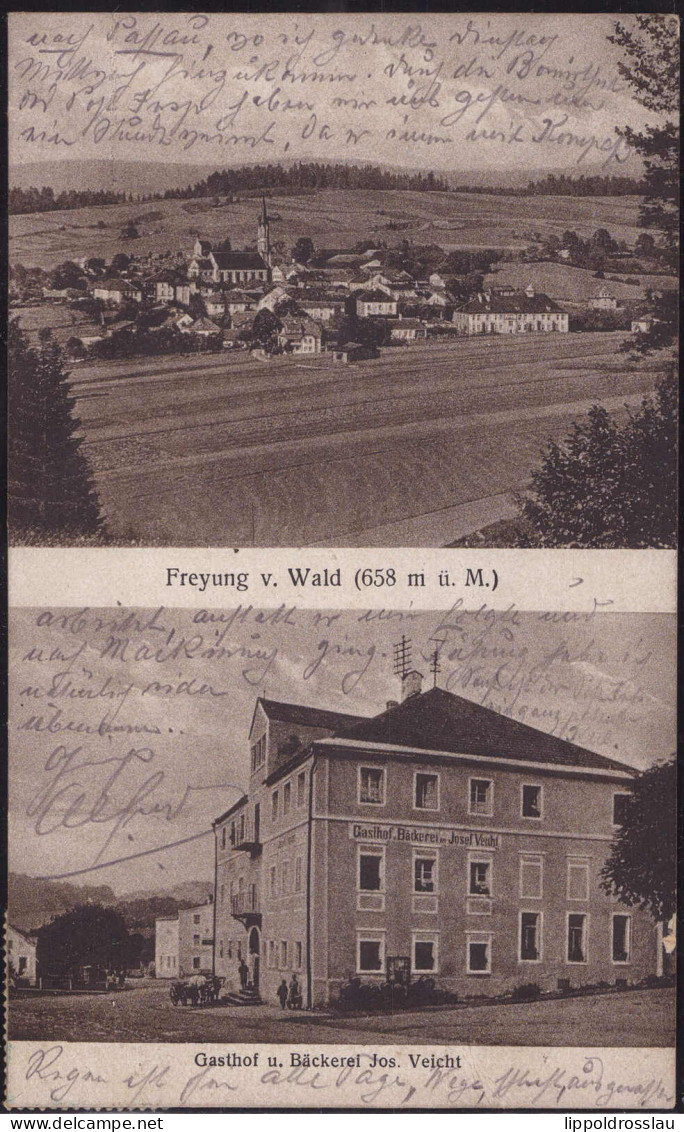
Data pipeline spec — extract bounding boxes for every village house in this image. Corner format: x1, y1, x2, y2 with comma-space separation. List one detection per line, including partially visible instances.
356, 289, 399, 319
452, 286, 569, 335
277, 316, 323, 354
204, 292, 226, 319
91, 278, 143, 305
590, 288, 620, 311
388, 318, 427, 343
189, 316, 222, 338
155, 900, 214, 978
8, 925, 37, 985
151, 270, 196, 306
297, 296, 346, 322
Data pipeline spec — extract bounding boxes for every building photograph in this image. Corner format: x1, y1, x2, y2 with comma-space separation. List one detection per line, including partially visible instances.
7, 604, 675, 1049
213, 671, 663, 1010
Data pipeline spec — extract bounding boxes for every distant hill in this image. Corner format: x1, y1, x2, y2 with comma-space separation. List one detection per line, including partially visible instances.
8, 872, 214, 933
9, 157, 646, 201
8, 872, 117, 932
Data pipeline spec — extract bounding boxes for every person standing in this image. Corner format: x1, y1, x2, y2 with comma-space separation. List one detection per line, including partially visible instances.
277, 978, 289, 1009
238, 956, 249, 991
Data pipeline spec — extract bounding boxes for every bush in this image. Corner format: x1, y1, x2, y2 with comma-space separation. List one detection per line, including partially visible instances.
511, 982, 541, 1001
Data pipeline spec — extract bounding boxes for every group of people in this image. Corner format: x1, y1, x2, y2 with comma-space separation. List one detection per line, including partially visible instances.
236, 955, 302, 1009
277, 974, 303, 1010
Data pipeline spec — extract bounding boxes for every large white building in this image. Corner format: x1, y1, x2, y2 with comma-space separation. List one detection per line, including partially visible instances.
452, 286, 568, 335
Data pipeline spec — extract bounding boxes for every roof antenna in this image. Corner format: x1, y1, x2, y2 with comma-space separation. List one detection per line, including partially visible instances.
430, 648, 442, 689
392, 635, 412, 680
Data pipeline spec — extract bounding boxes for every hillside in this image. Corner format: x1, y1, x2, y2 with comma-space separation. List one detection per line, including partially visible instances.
8, 873, 213, 933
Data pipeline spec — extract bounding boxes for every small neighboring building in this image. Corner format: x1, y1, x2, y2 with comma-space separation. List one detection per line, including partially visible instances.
298, 297, 346, 322
91, 278, 143, 304
190, 316, 222, 337
356, 290, 398, 319
452, 286, 569, 335
590, 288, 619, 311
388, 318, 427, 342
204, 292, 226, 318
631, 316, 657, 333
331, 341, 378, 363
155, 900, 214, 978
8, 925, 37, 985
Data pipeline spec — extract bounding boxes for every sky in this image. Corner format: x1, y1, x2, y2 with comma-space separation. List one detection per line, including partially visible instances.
8, 12, 669, 175
10, 606, 676, 896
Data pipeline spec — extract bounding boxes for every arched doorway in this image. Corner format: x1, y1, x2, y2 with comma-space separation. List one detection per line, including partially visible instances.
248, 926, 260, 992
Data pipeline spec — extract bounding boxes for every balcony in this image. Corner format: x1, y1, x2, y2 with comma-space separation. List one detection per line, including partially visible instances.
230, 817, 261, 856
230, 887, 261, 926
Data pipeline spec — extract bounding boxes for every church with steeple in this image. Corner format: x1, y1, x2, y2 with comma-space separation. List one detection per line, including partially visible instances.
256, 195, 271, 268
188, 196, 273, 285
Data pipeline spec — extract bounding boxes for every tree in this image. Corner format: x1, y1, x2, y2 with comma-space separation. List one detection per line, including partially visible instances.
292, 236, 314, 264
110, 253, 131, 274
600, 759, 676, 922
36, 904, 131, 978
610, 16, 679, 352
8, 322, 105, 541
518, 373, 676, 548
51, 260, 85, 290
252, 308, 280, 348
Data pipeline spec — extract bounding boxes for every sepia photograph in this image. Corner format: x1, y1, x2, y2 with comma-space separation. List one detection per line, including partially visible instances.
7, 11, 679, 549
8, 603, 676, 1061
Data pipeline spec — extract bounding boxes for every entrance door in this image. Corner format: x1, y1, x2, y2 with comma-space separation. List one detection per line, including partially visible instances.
248, 926, 260, 992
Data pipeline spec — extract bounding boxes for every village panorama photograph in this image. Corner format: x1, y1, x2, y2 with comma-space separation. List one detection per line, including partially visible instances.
7, 12, 678, 548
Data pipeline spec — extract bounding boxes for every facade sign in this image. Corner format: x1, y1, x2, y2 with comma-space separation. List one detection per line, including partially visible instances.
349, 822, 501, 849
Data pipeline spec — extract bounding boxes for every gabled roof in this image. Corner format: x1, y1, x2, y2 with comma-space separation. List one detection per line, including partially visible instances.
462, 290, 563, 315
356, 289, 397, 303
191, 257, 214, 270
258, 697, 366, 733
214, 251, 267, 271
191, 316, 221, 333
328, 687, 634, 775
9, 924, 37, 945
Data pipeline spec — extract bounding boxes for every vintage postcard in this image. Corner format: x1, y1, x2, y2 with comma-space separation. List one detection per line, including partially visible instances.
5, 554, 677, 1109
5, 6, 679, 1117
7, 10, 678, 549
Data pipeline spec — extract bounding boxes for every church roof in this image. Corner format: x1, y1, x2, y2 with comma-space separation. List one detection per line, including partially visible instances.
214, 251, 268, 271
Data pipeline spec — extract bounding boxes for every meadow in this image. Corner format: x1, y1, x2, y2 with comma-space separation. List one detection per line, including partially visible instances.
9, 189, 647, 270
65, 331, 669, 547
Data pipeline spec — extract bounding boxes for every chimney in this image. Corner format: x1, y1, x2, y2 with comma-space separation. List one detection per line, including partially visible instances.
401, 670, 423, 701
386, 699, 399, 711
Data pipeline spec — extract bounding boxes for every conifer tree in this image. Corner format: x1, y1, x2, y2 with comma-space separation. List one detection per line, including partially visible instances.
8, 320, 105, 541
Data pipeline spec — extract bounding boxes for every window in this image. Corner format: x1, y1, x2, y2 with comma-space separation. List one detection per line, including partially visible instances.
519, 854, 543, 899
251, 734, 266, 773
467, 934, 492, 974
268, 940, 275, 968
295, 941, 302, 970
193, 934, 200, 945
271, 791, 278, 822
567, 914, 587, 963
613, 793, 631, 826
297, 771, 306, 807
270, 865, 277, 898
567, 857, 590, 901
412, 932, 439, 973
230, 821, 236, 845
18, 957, 27, 974
294, 857, 302, 893
359, 851, 383, 891
281, 860, 290, 894
221, 883, 225, 905
612, 915, 631, 963
193, 914, 201, 924
469, 777, 493, 816
357, 932, 385, 973
414, 854, 437, 894
469, 857, 492, 897
192, 957, 200, 970
521, 784, 542, 819
520, 912, 541, 961
221, 827, 226, 849
219, 940, 224, 959
415, 772, 439, 810
359, 766, 384, 805
280, 941, 288, 968
283, 782, 291, 815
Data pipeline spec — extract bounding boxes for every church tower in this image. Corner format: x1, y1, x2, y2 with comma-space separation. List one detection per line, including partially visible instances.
257, 195, 271, 267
